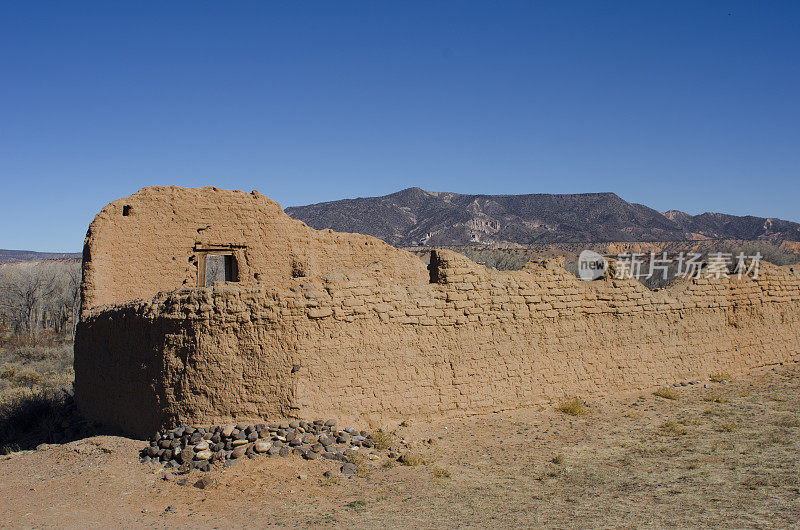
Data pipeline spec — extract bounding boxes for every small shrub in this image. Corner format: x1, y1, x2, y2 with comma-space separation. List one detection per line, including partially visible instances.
0, 389, 70, 453
534, 463, 563, 481
551, 454, 564, 465
703, 394, 727, 403
371, 429, 392, 450
709, 373, 729, 383
759, 428, 793, 447
345, 500, 367, 514
345, 452, 367, 465
382, 459, 398, 469
17, 372, 43, 389
715, 422, 737, 433
654, 387, 678, 400
398, 453, 426, 466
556, 398, 587, 416
344, 453, 374, 478
430, 466, 450, 478
659, 421, 687, 436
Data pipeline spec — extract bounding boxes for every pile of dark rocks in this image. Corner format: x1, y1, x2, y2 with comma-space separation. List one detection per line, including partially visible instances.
140, 419, 378, 473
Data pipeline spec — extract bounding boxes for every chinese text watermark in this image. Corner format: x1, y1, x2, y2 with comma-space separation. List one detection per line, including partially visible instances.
578, 251, 762, 281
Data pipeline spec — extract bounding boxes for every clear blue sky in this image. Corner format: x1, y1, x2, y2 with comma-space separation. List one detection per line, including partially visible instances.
1, 1, 798, 252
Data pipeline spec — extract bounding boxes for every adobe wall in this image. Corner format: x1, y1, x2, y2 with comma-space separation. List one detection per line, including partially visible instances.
79, 186, 428, 314
75, 194, 800, 437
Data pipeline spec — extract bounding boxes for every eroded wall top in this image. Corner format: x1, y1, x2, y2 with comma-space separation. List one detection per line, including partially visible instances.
80, 186, 428, 313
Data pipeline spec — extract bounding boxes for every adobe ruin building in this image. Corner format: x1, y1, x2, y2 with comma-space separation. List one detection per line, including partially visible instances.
75, 186, 800, 436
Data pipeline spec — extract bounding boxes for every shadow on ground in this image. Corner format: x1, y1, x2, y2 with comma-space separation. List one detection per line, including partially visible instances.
0, 389, 120, 453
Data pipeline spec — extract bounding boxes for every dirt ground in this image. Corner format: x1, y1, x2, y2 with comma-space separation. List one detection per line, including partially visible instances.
1, 362, 799, 528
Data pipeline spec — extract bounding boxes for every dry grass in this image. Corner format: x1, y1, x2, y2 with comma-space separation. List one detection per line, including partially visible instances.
319, 476, 340, 487
370, 429, 393, 450
344, 453, 375, 478
715, 422, 737, 433
0, 336, 98, 453
772, 414, 800, 428
345, 500, 367, 514
0, 338, 73, 397
398, 452, 426, 466
709, 372, 730, 383
1, 362, 800, 528
659, 420, 688, 436
654, 387, 679, 400
430, 466, 451, 478
0, 388, 72, 453
556, 398, 587, 416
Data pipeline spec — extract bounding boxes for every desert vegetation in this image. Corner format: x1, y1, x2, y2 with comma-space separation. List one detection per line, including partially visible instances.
556, 397, 588, 416
3, 362, 795, 527
0, 332, 81, 453
0, 259, 80, 342
0, 259, 82, 453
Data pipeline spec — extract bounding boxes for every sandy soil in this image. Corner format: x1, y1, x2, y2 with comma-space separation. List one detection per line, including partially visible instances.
1, 362, 799, 528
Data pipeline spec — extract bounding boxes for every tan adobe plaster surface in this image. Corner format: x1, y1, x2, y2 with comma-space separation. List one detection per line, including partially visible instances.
74, 187, 800, 436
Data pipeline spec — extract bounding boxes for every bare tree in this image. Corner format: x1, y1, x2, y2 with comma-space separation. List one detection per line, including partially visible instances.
0, 259, 81, 343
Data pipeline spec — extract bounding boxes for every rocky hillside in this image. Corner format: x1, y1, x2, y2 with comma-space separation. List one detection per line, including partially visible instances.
0, 249, 81, 264
285, 188, 800, 247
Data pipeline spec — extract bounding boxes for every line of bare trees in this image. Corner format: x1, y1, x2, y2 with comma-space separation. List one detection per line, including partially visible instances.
0, 259, 81, 343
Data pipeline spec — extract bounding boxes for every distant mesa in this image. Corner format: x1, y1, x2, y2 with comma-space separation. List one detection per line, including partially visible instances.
285, 188, 800, 247
0, 249, 81, 264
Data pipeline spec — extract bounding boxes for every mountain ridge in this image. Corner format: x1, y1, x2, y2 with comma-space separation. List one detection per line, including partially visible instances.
0, 249, 81, 264
285, 187, 800, 247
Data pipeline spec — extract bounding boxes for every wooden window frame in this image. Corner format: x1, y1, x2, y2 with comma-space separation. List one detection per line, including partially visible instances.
194, 244, 245, 287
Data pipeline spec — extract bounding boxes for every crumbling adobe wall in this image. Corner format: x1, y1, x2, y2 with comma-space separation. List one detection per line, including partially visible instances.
79, 186, 428, 313
76, 191, 800, 437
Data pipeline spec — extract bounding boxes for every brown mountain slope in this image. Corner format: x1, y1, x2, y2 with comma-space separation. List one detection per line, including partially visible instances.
285, 188, 800, 246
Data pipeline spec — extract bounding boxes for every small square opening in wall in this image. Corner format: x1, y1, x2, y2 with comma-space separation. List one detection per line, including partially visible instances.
122, 205, 132, 216
199, 253, 239, 286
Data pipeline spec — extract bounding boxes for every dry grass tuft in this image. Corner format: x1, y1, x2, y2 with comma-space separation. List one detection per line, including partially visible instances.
709, 372, 729, 383
371, 429, 393, 450
659, 420, 687, 436
320, 476, 340, 486
654, 387, 679, 400
741, 475, 771, 490
715, 422, 737, 433
703, 394, 727, 403
345, 500, 368, 514
772, 415, 800, 428
0, 340, 74, 397
534, 462, 564, 481
398, 452, 426, 466
430, 466, 451, 478
556, 398, 587, 416
344, 453, 375, 477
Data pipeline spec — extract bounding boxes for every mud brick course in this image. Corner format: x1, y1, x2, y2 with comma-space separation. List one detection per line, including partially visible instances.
74, 187, 800, 436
